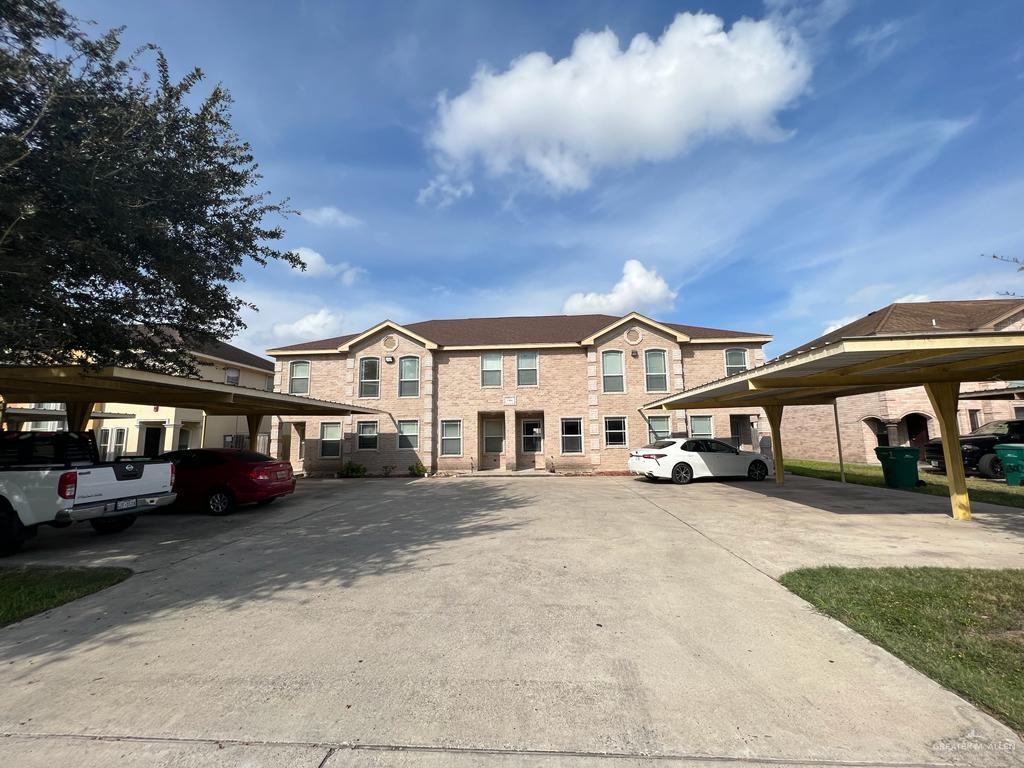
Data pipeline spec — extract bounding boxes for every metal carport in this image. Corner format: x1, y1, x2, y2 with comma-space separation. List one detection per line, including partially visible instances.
645, 331, 1024, 521
0, 365, 382, 448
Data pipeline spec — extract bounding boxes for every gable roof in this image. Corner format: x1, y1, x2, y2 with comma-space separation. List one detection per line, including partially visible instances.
267, 313, 770, 354
781, 300, 1024, 359
197, 338, 274, 372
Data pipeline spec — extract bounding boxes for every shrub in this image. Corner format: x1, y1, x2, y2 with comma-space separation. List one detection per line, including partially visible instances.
409, 459, 427, 477
382, 465, 395, 478
338, 460, 367, 478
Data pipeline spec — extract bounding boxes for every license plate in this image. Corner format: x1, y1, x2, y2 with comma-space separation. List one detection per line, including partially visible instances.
930, 460, 939, 467
276, 470, 287, 479
116, 498, 137, 511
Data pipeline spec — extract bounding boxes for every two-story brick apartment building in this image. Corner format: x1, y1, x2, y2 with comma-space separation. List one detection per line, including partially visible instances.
266, 312, 771, 475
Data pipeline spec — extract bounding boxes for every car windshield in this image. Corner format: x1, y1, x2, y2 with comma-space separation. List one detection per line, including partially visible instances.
642, 440, 676, 449
968, 421, 1012, 437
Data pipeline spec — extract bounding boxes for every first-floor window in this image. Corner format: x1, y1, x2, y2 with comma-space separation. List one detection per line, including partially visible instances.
690, 415, 713, 439
98, 428, 110, 460
560, 418, 583, 454
357, 421, 378, 450
223, 434, 235, 449
647, 415, 671, 442
177, 428, 191, 451
440, 420, 462, 456
604, 417, 627, 447
320, 422, 342, 457
483, 419, 504, 453
522, 420, 542, 453
397, 420, 419, 449
112, 428, 126, 458
257, 433, 270, 454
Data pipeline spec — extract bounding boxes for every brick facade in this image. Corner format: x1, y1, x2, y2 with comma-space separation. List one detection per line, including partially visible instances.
270, 316, 770, 476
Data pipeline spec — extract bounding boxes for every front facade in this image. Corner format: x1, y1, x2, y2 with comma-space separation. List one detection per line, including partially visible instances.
267, 313, 771, 475
782, 300, 1024, 464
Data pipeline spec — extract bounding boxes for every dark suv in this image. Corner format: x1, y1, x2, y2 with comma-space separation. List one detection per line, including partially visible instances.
924, 419, 1024, 479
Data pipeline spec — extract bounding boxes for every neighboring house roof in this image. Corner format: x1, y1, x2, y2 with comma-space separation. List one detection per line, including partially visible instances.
780, 300, 1024, 359
136, 325, 274, 372
267, 313, 771, 354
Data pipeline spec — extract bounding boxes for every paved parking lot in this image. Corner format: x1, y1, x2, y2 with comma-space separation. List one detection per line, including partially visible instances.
1, 476, 1022, 767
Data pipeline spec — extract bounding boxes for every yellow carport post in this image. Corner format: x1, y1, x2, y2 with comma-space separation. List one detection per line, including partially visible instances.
764, 404, 785, 485
246, 414, 262, 451
924, 381, 971, 521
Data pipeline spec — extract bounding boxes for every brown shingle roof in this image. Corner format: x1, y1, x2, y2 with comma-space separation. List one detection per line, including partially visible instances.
197, 339, 274, 372
269, 314, 770, 353
780, 299, 1024, 359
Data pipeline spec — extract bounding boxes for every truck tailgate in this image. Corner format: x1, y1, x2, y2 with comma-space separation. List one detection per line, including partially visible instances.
73, 461, 174, 506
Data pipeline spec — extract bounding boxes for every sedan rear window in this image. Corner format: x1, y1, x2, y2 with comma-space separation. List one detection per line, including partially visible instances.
642, 440, 676, 450
236, 450, 274, 462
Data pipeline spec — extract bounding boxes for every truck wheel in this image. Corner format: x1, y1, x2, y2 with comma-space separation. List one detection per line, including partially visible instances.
206, 489, 235, 516
978, 454, 1004, 480
0, 502, 26, 556
90, 515, 137, 534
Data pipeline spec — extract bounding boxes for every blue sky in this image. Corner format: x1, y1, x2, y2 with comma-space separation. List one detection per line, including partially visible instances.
67, 0, 1024, 356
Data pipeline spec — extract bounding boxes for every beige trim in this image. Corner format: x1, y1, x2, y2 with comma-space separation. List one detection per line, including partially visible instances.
338, 320, 438, 352
442, 342, 580, 351
265, 348, 339, 356
580, 312, 691, 345
688, 336, 773, 344
197, 352, 274, 374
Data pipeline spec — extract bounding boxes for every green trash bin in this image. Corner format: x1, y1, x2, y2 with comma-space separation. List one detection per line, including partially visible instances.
874, 446, 921, 489
994, 444, 1024, 487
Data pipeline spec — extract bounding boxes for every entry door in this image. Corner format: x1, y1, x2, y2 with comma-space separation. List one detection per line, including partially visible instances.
480, 419, 504, 469
143, 426, 163, 458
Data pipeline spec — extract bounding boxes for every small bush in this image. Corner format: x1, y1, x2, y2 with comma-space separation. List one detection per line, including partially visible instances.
382, 465, 395, 478
338, 460, 367, 478
409, 459, 427, 477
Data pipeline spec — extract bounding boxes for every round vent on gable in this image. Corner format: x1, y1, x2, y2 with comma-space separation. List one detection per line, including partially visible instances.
381, 334, 399, 352
624, 327, 643, 345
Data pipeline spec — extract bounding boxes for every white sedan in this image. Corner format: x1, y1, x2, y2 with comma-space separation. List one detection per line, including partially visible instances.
628, 438, 773, 484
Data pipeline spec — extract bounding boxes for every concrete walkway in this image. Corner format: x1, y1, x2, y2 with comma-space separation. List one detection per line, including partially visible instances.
1, 476, 1022, 767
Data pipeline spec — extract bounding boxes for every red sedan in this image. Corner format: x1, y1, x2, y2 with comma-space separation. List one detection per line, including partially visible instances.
159, 449, 295, 515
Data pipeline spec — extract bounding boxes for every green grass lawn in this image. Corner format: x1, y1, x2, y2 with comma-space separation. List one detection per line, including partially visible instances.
0, 566, 131, 627
786, 459, 1024, 510
782, 567, 1024, 733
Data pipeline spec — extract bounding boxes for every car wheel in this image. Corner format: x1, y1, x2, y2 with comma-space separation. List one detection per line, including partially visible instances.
90, 515, 137, 534
978, 454, 1004, 480
747, 460, 769, 481
256, 498, 276, 507
0, 502, 26, 556
206, 489, 236, 516
671, 462, 693, 485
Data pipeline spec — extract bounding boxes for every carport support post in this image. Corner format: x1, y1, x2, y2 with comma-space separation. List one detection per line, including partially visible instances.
246, 414, 262, 452
924, 381, 971, 521
764, 405, 785, 485
833, 400, 846, 483
64, 401, 95, 433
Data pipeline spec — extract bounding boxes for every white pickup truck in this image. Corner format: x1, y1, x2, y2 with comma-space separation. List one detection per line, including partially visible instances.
0, 431, 176, 555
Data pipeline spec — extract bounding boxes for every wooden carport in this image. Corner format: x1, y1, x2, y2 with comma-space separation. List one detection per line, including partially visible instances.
0, 366, 381, 448
645, 332, 1024, 521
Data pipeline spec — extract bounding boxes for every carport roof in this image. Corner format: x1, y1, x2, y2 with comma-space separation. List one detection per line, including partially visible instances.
645, 331, 1024, 409
0, 366, 381, 417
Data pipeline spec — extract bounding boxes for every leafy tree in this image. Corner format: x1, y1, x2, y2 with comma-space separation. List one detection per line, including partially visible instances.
0, 0, 301, 375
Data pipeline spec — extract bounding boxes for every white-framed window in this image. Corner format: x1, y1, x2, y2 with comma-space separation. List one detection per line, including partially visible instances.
223, 435, 236, 448
397, 420, 419, 449
112, 428, 127, 459
177, 428, 191, 451
483, 419, 504, 453
224, 367, 240, 386
725, 348, 748, 377
98, 428, 110, 460
517, 352, 538, 386
481, 353, 502, 387
690, 415, 713, 439
602, 350, 625, 393
357, 420, 378, 450
265, 375, 275, 392
521, 420, 542, 453
257, 433, 270, 454
647, 415, 671, 442
440, 420, 462, 456
320, 422, 342, 457
398, 356, 420, 398
968, 409, 982, 432
644, 349, 668, 392
604, 416, 627, 447
359, 358, 380, 398
560, 418, 583, 454
289, 361, 310, 395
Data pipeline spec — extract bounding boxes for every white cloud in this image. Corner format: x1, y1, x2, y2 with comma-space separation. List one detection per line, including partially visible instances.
893, 293, 930, 304
290, 246, 365, 286
563, 260, 677, 315
850, 20, 904, 61
822, 315, 859, 334
302, 206, 362, 228
271, 309, 345, 343
416, 174, 474, 208
424, 11, 812, 196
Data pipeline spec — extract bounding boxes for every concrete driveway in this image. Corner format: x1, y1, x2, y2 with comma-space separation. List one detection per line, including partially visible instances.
1, 476, 1022, 767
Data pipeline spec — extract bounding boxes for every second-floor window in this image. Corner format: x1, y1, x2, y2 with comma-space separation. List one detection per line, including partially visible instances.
644, 349, 667, 392
359, 357, 380, 398
398, 356, 419, 397
289, 361, 309, 394
602, 350, 624, 393
481, 353, 502, 387
224, 367, 240, 386
517, 352, 538, 386
725, 348, 748, 377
